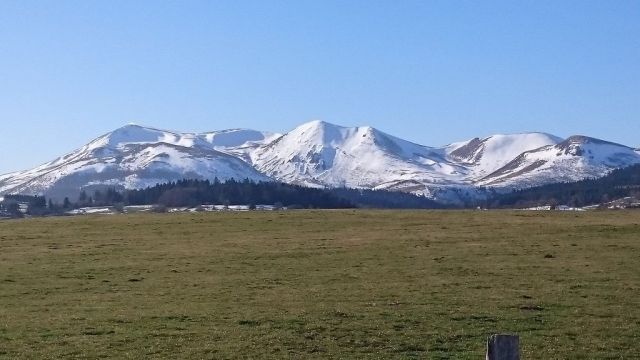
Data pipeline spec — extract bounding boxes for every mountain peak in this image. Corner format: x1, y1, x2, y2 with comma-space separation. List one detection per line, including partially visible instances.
554, 136, 636, 156
447, 132, 562, 176
284, 120, 353, 146
113, 123, 161, 132
562, 135, 625, 147
296, 119, 344, 131
479, 133, 640, 187
96, 124, 176, 149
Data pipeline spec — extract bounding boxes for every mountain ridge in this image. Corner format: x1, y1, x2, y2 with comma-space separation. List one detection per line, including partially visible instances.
2, 121, 638, 203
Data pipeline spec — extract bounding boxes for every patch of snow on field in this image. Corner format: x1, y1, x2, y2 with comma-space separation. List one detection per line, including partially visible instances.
521, 205, 586, 211
67, 207, 115, 215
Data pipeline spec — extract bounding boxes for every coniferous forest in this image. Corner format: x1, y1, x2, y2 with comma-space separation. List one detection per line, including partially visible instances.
124, 179, 354, 209
1, 178, 444, 217
123, 178, 443, 209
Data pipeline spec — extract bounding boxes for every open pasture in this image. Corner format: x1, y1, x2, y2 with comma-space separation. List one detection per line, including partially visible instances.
1, 210, 639, 358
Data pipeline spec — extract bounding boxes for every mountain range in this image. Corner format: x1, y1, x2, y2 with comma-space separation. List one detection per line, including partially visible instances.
1, 120, 639, 204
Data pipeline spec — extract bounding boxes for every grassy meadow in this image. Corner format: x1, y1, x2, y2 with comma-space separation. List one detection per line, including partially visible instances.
0, 210, 639, 359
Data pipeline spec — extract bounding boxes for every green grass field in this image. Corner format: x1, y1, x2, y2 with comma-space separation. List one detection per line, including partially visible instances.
1, 210, 639, 359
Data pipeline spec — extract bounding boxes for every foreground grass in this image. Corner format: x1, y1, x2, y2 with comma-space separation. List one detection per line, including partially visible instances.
0, 210, 639, 359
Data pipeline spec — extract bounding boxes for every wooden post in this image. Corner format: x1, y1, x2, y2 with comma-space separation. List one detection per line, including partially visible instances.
486, 334, 519, 360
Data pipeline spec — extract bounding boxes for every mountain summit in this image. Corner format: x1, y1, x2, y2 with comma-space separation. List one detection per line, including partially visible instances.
478, 135, 640, 188
1, 121, 639, 203
250, 120, 466, 194
0, 125, 270, 199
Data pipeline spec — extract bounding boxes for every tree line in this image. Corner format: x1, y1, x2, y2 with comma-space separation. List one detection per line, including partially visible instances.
0, 178, 445, 217
7, 163, 637, 218
483, 164, 640, 208
124, 178, 355, 209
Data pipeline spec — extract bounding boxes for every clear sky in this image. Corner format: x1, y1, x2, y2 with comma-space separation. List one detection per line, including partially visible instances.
1, 0, 638, 174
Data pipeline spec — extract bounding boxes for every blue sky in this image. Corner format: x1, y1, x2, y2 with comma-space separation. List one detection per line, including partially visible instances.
1, 0, 638, 174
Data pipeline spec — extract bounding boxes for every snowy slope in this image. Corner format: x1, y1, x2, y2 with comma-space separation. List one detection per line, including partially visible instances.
200, 129, 280, 148
0, 125, 270, 201
445, 133, 562, 178
250, 120, 470, 197
200, 129, 281, 161
478, 136, 640, 187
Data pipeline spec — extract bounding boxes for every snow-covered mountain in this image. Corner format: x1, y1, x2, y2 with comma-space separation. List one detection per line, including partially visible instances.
250, 120, 468, 197
0, 125, 270, 201
477, 136, 640, 188
1, 121, 639, 203
445, 133, 563, 178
